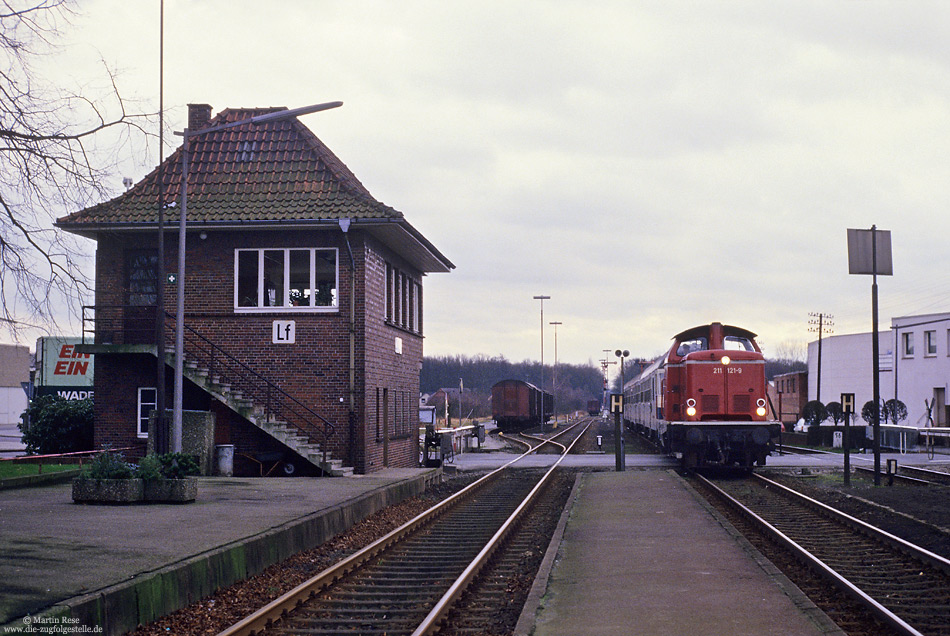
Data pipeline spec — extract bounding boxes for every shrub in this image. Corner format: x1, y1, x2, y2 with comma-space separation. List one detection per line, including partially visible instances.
802, 400, 827, 427
157, 453, 200, 479
19, 395, 94, 455
81, 450, 135, 480
861, 400, 882, 425
884, 399, 908, 424
825, 402, 845, 424
135, 454, 164, 481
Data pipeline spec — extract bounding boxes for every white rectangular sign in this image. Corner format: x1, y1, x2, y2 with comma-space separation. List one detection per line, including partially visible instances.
847, 228, 893, 275
273, 321, 296, 344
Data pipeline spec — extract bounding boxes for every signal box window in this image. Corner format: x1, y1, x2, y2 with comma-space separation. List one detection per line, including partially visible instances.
235, 248, 338, 311
384, 262, 423, 335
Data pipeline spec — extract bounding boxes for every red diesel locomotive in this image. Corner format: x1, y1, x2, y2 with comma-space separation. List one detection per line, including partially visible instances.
623, 322, 780, 469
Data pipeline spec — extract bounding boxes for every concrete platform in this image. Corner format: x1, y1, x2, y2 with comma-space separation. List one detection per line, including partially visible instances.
0, 469, 439, 636
522, 470, 843, 636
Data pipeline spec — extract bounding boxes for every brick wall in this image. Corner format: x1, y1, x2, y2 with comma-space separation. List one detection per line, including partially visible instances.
92, 352, 152, 453
91, 226, 426, 474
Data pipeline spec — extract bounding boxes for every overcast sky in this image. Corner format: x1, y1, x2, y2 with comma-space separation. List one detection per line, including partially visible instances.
26, 0, 950, 372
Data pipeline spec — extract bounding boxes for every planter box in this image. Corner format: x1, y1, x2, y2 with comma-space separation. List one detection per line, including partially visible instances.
72, 478, 144, 504
144, 477, 198, 503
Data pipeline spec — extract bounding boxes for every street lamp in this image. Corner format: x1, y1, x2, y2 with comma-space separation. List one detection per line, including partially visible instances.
533, 295, 550, 432
170, 101, 343, 452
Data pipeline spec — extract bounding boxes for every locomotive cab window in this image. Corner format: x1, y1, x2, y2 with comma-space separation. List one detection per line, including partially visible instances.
723, 336, 755, 352
676, 337, 707, 356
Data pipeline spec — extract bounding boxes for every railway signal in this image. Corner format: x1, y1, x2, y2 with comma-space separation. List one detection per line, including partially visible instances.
610, 392, 625, 471
841, 392, 855, 486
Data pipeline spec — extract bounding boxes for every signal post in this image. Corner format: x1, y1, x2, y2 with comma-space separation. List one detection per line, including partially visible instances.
611, 393, 625, 471
841, 392, 855, 486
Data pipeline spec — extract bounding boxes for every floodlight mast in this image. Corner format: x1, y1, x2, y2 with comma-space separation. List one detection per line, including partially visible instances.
169, 101, 343, 452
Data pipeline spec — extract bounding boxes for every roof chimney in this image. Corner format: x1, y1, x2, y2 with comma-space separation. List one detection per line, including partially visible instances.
187, 103, 212, 131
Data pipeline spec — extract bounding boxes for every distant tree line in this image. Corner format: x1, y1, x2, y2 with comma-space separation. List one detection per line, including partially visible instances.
421, 354, 604, 419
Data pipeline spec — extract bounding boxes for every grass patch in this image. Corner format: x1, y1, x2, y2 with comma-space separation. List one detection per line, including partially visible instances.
0, 462, 80, 479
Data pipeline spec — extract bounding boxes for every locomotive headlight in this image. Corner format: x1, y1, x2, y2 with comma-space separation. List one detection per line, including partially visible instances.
686, 398, 697, 417
720, 355, 731, 366
756, 397, 767, 417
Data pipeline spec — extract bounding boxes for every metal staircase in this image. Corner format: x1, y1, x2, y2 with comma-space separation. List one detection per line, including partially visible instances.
82, 306, 353, 477
175, 348, 353, 477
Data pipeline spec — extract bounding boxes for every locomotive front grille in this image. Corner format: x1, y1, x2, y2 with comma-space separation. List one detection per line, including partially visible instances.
733, 395, 751, 413
701, 394, 719, 412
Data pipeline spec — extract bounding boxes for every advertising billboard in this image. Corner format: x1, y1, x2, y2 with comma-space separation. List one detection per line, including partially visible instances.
35, 337, 94, 400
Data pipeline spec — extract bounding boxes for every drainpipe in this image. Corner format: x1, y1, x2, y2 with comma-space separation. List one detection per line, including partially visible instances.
339, 219, 357, 469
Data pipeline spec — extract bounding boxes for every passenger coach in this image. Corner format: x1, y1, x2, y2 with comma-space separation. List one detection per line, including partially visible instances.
624, 322, 780, 469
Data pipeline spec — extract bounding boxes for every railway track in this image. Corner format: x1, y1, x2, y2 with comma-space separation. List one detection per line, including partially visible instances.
852, 463, 950, 487
498, 417, 589, 453
693, 472, 950, 636
218, 421, 592, 636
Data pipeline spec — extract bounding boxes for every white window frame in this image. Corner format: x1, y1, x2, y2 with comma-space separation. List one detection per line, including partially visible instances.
902, 332, 915, 357
234, 248, 339, 313
925, 330, 937, 357
382, 261, 423, 335
138, 387, 157, 439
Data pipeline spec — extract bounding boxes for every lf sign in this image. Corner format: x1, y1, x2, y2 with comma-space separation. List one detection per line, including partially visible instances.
273, 321, 296, 344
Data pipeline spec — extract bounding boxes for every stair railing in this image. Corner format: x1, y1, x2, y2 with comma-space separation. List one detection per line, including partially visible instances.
82, 306, 337, 469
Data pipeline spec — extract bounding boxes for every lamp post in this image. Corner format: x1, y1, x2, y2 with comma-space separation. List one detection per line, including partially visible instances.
170, 101, 343, 452
533, 295, 550, 432
614, 348, 629, 471
550, 321, 562, 425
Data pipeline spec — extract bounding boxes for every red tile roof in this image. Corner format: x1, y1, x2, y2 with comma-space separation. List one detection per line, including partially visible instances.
57, 106, 454, 272
57, 106, 402, 226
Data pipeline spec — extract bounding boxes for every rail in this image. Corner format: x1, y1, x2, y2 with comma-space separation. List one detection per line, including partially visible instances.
82, 306, 336, 468
218, 419, 593, 636
696, 472, 950, 636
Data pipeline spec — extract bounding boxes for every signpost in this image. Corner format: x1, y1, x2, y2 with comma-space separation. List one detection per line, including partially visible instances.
610, 392, 625, 471
841, 392, 855, 486
847, 226, 893, 486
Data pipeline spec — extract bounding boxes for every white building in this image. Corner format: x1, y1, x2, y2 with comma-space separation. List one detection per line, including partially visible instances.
807, 331, 894, 418
0, 344, 31, 426
807, 311, 950, 428
891, 312, 950, 427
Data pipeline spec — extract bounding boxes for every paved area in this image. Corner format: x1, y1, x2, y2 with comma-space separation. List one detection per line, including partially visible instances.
0, 469, 437, 634
3, 434, 947, 635
0, 422, 25, 457
527, 470, 838, 636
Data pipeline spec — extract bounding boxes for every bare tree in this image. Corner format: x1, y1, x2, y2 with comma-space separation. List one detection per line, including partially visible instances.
773, 339, 806, 362
0, 1, 153, 337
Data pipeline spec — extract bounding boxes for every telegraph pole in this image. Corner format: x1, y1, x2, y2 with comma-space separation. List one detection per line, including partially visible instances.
808, 313, 834, 402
